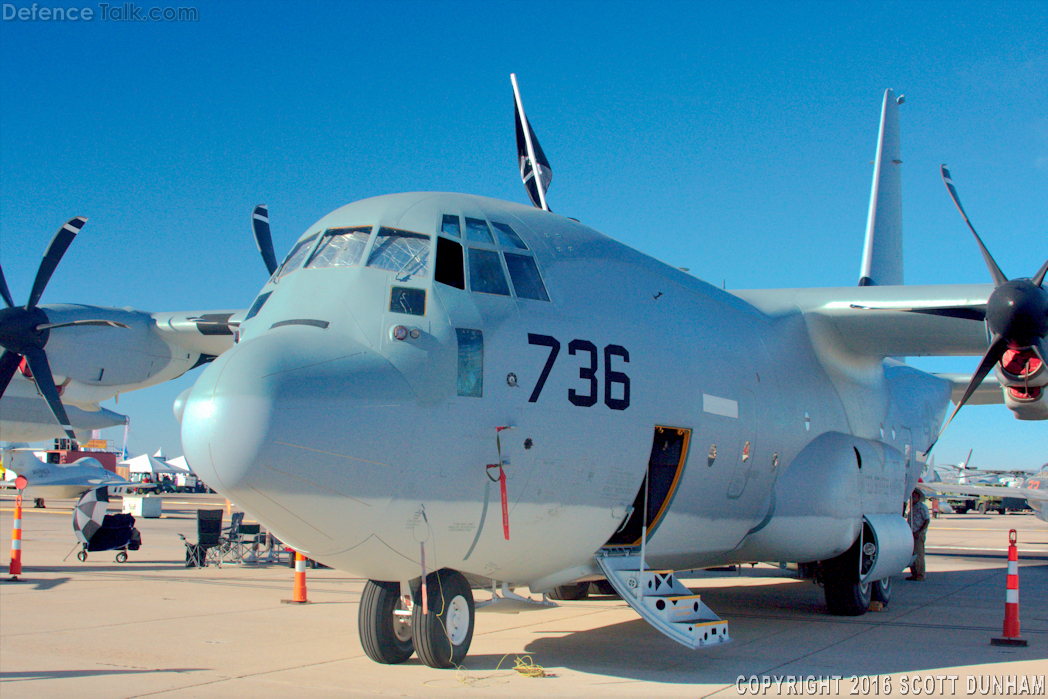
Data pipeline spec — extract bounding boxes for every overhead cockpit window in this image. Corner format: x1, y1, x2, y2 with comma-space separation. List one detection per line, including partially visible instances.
366, 228, 431, 278
491, 222, 528, 250
504, 253, 550, 301
464, 217, 494, 244
468, 248, 511, 296
306, 226, 372, 269
274, 232, 319, 282
441, 214, 461, 238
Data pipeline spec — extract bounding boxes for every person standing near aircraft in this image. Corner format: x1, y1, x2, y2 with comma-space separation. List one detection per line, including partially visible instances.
907, 490, 929, 581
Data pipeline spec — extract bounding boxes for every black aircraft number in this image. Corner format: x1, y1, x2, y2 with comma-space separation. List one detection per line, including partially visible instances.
527, 333, 630, 410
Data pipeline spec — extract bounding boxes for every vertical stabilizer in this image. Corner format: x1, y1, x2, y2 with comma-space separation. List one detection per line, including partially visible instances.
858, 89, 904, 286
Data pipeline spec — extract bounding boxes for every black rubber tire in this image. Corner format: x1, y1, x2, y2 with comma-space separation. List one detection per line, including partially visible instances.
358, 580, 414, 664
977, 501, 988, 515
116, 551, 128, 563
822, 539, 871, 616
77, 550, 87, 562
871, 577, 891, 604
411, 569, 474, 669
547, 582, 590, 601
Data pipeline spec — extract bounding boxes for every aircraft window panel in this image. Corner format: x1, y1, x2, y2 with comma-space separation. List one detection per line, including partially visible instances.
468, 248, 511, 296
491, 222, 528, 250
441, 214, 462, 238
306, 226, 372, 269
274, 232, 320, 281
366, 227, 431, 278
435, 237, 465, 290
464, 217, 494, 244
503, 252, 550, 301
390, 286, 426, 316
244, 291, 272, 321
456, 328, 483, 397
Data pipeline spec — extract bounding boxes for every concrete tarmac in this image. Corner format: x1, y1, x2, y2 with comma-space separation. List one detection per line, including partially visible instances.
1, 493, 1045, 698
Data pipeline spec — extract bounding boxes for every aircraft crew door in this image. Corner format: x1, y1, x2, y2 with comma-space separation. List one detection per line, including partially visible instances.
605, 426, 691, 547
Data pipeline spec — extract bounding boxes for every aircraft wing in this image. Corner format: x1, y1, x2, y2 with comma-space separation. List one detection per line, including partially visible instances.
732, 283, 991, 358
919, 481, 1048, 503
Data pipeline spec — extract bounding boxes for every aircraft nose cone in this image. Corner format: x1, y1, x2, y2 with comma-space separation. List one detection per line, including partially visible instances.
181, 328, 419, 553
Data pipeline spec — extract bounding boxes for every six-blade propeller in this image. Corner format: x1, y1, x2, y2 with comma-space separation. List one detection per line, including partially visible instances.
928, 166, 1048, 451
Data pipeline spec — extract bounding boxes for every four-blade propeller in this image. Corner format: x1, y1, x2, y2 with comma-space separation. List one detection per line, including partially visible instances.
0, 217, 128, 440
928, 166, 1048, 451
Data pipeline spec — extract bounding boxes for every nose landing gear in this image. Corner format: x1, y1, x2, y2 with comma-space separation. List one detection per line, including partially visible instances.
358, 568, 476, 668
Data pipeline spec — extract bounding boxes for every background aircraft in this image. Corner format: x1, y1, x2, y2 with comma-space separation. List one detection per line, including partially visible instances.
1, 447, 150, 500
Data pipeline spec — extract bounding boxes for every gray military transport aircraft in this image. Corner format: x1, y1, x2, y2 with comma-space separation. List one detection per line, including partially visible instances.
1, 77, 1046, 669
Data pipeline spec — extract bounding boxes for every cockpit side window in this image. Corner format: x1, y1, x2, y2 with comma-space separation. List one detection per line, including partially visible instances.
504, 252, 550, 301
464, 217, 494, 244
274, 232, 320, 282
435, 237, 465, 290
468, 248, 511, 296
366, 227, 431, 278
306, 226, 372, 269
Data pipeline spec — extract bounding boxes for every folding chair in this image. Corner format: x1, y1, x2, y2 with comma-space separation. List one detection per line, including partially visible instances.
219, 512, 244, 563
232, 523, 263, 563
179, 509, 224, 568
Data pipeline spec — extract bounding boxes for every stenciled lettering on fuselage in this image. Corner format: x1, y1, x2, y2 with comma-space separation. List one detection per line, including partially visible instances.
526, 333, 630, 410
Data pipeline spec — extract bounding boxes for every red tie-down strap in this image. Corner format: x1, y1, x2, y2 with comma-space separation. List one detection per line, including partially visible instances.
486, 426, 514, 540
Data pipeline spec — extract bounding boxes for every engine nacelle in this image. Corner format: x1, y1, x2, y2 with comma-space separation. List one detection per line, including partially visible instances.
995, 348, 1048, 420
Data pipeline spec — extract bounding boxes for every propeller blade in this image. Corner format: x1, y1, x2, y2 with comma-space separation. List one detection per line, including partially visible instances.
35, 319, 131, 332
940, 166, 1007, 287
252, 205, 279, 276
0, 349, 20, 396
0, 263, 14, 308
27, 217, 87, 309
22, 346, 76, 440
927, 333, 1010, 453
1034, 258, 1048, 288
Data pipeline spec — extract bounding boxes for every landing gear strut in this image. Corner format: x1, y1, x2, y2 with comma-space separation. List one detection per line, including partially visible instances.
412, 568, 474, 668
358, 580, 414, 664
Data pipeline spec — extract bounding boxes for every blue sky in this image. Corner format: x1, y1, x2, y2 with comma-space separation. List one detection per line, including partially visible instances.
1, 0, 1045, 470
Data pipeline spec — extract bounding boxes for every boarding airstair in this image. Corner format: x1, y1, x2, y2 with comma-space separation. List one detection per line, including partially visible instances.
595, 548, 730, 649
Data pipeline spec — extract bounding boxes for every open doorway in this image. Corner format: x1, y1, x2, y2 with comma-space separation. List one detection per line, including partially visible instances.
605, 426, 691, 547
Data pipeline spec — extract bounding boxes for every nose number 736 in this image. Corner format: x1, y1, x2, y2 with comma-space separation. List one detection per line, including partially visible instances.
527, 333, 630, 411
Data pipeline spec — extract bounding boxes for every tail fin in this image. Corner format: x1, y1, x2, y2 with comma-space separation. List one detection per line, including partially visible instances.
858, 89, 904, 286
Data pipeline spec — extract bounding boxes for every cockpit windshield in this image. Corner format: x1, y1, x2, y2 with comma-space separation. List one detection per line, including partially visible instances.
306, 226, 372, 269
366, 228, 431, 278
273, 232, 319, 282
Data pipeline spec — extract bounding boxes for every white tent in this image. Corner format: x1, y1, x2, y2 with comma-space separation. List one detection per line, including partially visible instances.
167, 456, 194, 473
121, 453, 180, 475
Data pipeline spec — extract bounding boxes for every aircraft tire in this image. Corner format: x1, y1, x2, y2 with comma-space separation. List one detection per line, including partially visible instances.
412, 569, 474, 669
589, 579, 619, 596
547, 582, 590, 600
871, 577, 891, 604
822, 540, 871, 616
977, 501, 988, 515
358, 580, 414, 664
77, 550, 87, 562
116, 551, 128, 563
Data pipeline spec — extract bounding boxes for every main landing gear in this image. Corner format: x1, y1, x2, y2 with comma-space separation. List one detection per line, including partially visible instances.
358, 568, 475, 669
821, 534, 891, 615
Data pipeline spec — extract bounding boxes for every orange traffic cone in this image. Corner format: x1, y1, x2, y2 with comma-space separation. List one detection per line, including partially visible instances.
991, 529, 1027, 647
8, 493, 23, 581
281, 550, 310, 604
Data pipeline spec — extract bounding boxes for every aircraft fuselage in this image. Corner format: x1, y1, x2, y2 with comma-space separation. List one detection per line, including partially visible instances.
182, 192, 945, 588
